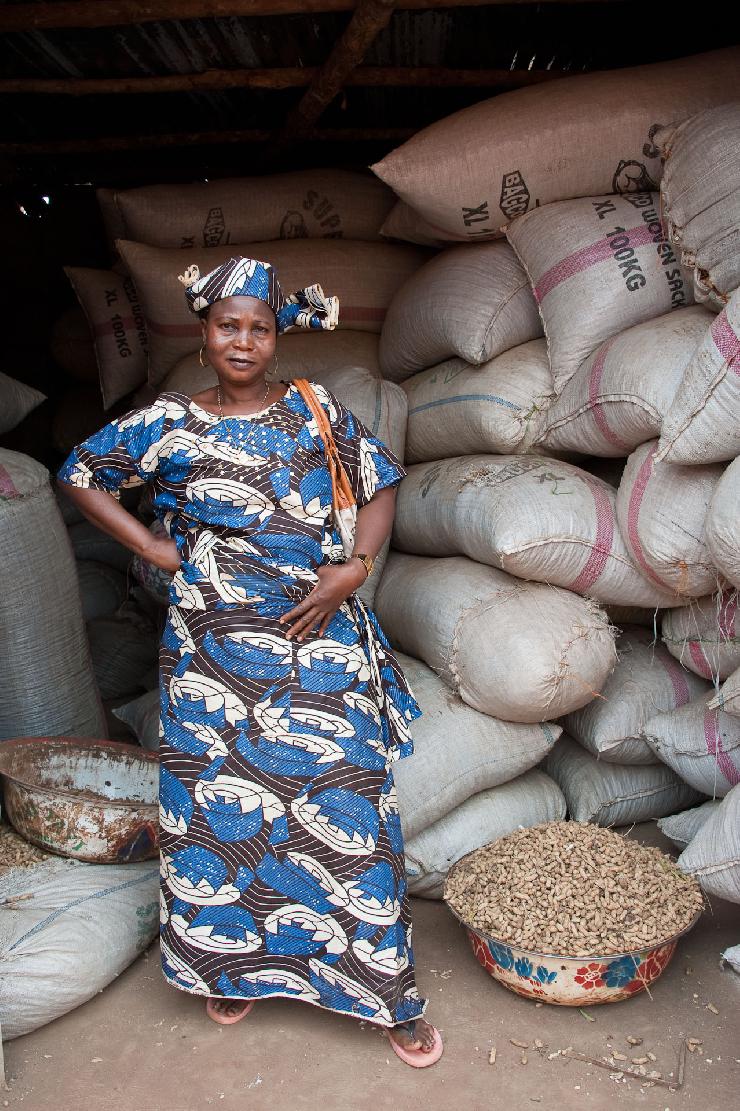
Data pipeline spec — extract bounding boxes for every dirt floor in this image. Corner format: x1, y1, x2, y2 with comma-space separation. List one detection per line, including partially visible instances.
3, 825, 738, 1111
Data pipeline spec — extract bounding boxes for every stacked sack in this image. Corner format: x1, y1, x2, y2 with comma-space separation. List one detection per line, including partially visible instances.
368, 63, 740, 896
56, 169, 427, 411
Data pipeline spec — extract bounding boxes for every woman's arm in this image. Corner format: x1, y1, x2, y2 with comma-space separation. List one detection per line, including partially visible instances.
59, 483, 180, 573
280, 486, 397, 640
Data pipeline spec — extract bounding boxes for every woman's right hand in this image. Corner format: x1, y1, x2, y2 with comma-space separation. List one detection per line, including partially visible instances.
142, 535, 181, 573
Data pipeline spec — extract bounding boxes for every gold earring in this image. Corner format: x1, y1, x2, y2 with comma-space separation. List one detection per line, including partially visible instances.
199, 344, 208, 368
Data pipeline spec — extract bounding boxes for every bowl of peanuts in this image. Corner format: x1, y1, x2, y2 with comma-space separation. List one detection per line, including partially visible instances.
444, 821, 703, 1005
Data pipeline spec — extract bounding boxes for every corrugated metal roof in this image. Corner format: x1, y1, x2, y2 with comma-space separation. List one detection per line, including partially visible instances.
0, 3, 733, 184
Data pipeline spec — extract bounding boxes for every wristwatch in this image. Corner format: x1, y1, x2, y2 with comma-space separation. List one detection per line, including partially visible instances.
352, 552, 375, 579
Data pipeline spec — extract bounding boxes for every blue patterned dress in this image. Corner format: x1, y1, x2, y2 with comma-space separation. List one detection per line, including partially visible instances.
58, 382, 426, 1027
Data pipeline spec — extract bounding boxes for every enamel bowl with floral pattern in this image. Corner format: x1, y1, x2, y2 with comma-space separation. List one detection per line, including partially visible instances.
448, 910, 701, 1006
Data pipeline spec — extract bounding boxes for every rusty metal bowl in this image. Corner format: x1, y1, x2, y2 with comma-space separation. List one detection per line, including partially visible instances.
0, 737, 159, 863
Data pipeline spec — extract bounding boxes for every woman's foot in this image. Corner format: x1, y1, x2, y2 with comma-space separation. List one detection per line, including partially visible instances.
386, 1018, 444, 1067
206, 997, 255, 1025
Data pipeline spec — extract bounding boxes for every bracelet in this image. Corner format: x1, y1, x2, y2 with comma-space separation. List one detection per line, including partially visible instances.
351, 552, 374, 579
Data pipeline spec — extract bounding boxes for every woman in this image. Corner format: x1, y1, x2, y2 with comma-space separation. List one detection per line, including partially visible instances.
58, 256, 443, 1067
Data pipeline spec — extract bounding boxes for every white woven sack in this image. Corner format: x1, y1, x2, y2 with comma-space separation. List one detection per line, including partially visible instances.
657, 103, 740, 311
678, 783, 740, 903
404, 770, 566, 899
643, 695, 740, 797
371, 49, 740, 243
393, 455, 678, 607
68, 519, 133, 574
393, 652, 561, 841
378, 241, 542, 381
656, 289, 740, 464
374, 553, 615, 723
563, 625, 710, 765
379, 200, 454, 248
87, 611, 160, 701
164, 330, 382, 397
545, 735, 702, 825
1, 449, 106, 740
507, 193, 694, 393
113, 689, 160, 751
0, 372, 46, 435
658, 800, 722, 849
704, 457, 740, 589
662, 591, 740, 682
402, 342, 553, 463
114, 169, 395, 248
76, 560, 128, 621
709, 665, 740, 717
0, 858, 158, 1039
535, 307, 711, 456
615, 441, 725, 598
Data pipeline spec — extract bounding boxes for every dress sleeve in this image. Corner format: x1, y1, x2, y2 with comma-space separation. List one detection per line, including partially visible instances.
318, 386, 407, 510
56, 395, 182, 498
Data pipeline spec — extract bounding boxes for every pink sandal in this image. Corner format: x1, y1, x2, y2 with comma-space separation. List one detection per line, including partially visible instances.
206, 997, 255, 1025
386, 1021, 444, 1068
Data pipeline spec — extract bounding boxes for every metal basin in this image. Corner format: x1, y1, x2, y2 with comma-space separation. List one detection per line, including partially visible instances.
446, 895, 700, 1005
0, 737, 159, 863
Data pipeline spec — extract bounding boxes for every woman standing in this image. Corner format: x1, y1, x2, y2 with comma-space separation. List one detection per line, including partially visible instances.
58, 257, 442, 1067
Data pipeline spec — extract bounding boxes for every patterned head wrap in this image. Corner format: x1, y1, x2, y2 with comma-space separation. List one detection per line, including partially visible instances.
178, 256, 339, 334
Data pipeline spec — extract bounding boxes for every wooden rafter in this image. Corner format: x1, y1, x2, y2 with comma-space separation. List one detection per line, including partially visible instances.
0, 126, 415, 157
0, 0, 623, 34
0, 66, 562, 96
279, 0, 398, 142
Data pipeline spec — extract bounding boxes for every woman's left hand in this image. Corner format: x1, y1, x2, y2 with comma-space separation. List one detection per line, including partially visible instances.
279, 562, 367, 641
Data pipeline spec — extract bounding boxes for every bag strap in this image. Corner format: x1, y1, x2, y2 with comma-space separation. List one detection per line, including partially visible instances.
293, 379, 356, 512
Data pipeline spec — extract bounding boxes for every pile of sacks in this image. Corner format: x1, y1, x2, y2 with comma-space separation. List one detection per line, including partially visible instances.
55, 168, 428, 413
367, 72, 740, 899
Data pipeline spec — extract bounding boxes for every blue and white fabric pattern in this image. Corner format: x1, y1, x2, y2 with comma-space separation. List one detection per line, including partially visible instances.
57, 381, 425, 1027
178, 257, 339, 334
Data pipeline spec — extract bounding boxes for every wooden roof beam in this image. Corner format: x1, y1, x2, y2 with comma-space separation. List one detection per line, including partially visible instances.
0, 126, 415, 156
0, 0, 627, 34
0, 66, 563, 95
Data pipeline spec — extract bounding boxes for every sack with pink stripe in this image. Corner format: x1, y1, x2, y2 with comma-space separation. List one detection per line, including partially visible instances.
644, 696, 740, 798
657, 103, 740, 312
678, 783, 740, 903
563, 625, 711, 765
506, 192, 694, 393
657, 289, 740, 465
662, 591, 740, 682
64, 267, 149, 409
116, 239, 429, 386
705, 457, 740, 590
615, 440, 725, 599
378, 241, 542, 382
535, 307, 710, 457
392, 454, 679, 607
710, 665, 740, 717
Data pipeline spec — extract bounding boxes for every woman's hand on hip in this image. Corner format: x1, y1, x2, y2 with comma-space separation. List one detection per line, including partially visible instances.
142, 535, 181, 573
280, 562, 367, 641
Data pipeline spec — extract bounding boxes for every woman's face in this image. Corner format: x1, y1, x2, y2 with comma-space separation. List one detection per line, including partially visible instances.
201, 295, 277, 388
